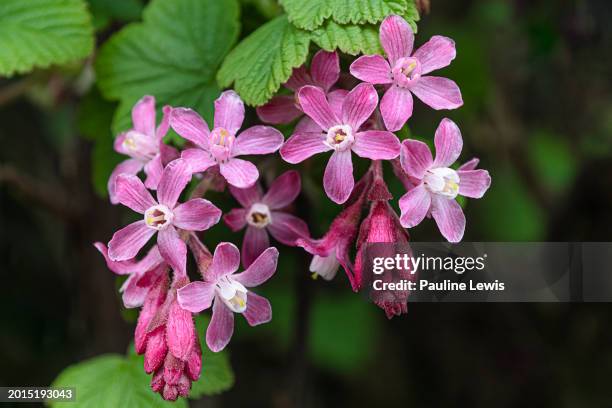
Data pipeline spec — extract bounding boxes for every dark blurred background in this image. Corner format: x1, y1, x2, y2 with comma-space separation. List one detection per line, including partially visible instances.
1, 0, 612, 407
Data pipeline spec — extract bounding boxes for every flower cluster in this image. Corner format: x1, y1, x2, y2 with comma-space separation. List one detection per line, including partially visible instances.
95, 13, 490, 401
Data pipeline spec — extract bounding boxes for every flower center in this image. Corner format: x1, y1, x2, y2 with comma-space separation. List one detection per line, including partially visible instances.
392, 57, 422, 88
246, 203, 272, 228
209, 127, 235, 163
215, 276, 248, 313
144, 204, 174, 230
423, 167, 460, 198
122, 130, 158, 161
325, 125, 354, 151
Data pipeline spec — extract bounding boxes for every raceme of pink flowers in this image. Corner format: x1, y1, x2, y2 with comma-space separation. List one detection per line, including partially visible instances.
95, 13, 491, 402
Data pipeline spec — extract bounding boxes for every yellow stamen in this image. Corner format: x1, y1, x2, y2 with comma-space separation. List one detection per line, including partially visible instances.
311, 272, 319, 280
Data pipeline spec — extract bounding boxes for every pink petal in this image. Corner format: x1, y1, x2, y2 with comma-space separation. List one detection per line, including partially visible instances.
352, 130, 401, 160
115, 174, 157, 214
121, 274, 149, 308
132, 95, 156, 136
170, 108, 210, 148
206, 298, 234, 352
458, 157, 479, 171
166, 300, 195, 360
144, 153, 163, 190
219, 158, 259, 188
267, 212, 309, 245
324, 150, 354, 204
380, 15, 414, 65
310, 50, 340, 91
398, 184, 431, 228
295, 117, 321, 133
431, 195, 466, 243
380, 85, 413, 132
400, 139, 433, 179
155, 105, 172, 140
214, 90, 244, 135
209, 242, 241, 282
411, 76, 463, 110
262, 170, 300, 209
158, 225, 187, 275
229, 184, 263, 208
285, 66, 312, 91
108, 159, 143, 205
93, 242, 134, 275
458, 169, 491, 198
160, 143, 179, 164
413, 35, 456, 75
243, 292, 272, 326
181, 148, 216, 173
298, 85, 339, 131
108, 221, 155, 261
349, 55, 392, 84
433, 118, 463, 168
232, 125, 284, 156
342, 83, 378, 130
157, 159, 192, 208
280, 132, 329, 164
233, 247, 279, 287
256, 96, 302, 124
328, 89, 348, 118
173, 198, 222, 231
177, 281, 216, 313
242, 226, 270, 269
223, 208, 247, 232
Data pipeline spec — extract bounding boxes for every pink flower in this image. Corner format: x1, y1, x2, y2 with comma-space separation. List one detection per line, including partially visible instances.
280, 83, 401, 204
256, 50, 340, 124
108, 96, 178, 204
398, 118, 491, 242
107, 158, 222, 275
177, 243, 279, 352
94, 243, 167, 308
350, 15, 463, 131
224, 170, 309, 268
170, 91, 284, 189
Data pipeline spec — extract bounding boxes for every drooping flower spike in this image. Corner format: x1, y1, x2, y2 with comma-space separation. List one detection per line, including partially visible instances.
224, 170, 309, 268
257, 50, 340, 125
108, 96, 178, 204
170, 91, 284, 189
398, 118, 491, 242
177, 243, 279, 352
107, 158, 222, 274
94, 242, 167, 308
280, 83, 401, 204
350, 15, 463, 131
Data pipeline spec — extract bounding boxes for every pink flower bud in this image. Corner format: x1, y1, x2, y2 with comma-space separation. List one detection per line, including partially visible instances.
185, 334, 202, 381
162, 384, 179, 401
150, 369, 165, 393
163, 353, 184, 386
166, 299, 195, 361
135, 274, 168, 354
177, 374, 191, 397
144, 327, 167, 374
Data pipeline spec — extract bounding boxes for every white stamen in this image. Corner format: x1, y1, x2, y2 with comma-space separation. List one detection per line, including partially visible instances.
423, 167, 460, 198
215, 276, 248, 313
144, 204, 174, 230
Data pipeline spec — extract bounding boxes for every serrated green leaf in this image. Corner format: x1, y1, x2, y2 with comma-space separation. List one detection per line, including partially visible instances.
190, 316, 235, 397
0, 0, 94, 77
217, 15, 310, 106
402, 0, 420, 32
49, 354, 186, 408
312, 21, 383, 55
279, 0, 408, 31
95, 0, 240, 135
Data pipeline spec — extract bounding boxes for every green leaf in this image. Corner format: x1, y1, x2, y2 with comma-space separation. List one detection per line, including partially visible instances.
49, 354, 186, 408
190, 316, 235, 397
217, 15, 311, 106
312, 21, 383, 55
87, 0, 144, 31
279, 0, 408, 31
95, 0, 240, 134
0, 0, 94, 77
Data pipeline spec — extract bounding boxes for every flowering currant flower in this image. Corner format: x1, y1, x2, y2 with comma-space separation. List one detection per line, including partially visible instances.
107, 159, 222, 275
140, 275, 201, 401
224, 170, 310, 268
94, 243, 166, 308
350, 15, 462, 131
280, 83, 401, 204
256, 50, 340, 125
108, 96, 178, 204
170, 91, 284, 189
177, 243, 279, 352
399, 118, 491, 242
